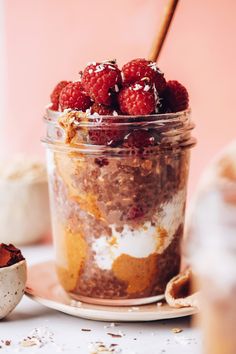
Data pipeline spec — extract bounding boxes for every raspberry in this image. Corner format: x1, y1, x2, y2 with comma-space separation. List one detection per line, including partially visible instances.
91, 103, 114, 116
59, 81, 92, 111
82, 61, 121, 106
118, 81, 158, 115
163, 80, 189, 112
50, 80, 71, 111
89, 116, 125, 146
123, 129, 157, 148
122, 58, 166, 93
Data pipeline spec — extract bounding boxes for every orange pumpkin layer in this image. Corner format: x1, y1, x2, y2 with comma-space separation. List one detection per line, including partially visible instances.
112, 253, 158, 295
57, 228, 87, 292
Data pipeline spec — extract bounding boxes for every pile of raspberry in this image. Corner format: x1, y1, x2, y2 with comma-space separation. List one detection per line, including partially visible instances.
50, 58, 189, 146
50, 58, 189, 115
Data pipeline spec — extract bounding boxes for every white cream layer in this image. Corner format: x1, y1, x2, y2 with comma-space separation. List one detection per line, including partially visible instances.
92, 189, 186, 270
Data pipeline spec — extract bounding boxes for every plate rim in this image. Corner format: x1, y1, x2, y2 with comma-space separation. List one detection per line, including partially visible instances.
25, 261, 198, 322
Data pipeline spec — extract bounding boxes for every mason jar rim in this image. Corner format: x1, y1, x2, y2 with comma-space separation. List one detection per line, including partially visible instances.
42, 106, 196, 155
43, 105, 192, 126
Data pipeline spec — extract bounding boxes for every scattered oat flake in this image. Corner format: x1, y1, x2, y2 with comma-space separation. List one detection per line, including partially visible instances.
20, 337, 41, 347
88, 342, 121, 353
157, 302, 163, 307
20, 327, 54, 348
107, 332, 122, 338
171, 327, 183, 334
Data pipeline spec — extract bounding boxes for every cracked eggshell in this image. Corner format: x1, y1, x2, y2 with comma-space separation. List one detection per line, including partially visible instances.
0, 260, 27, 319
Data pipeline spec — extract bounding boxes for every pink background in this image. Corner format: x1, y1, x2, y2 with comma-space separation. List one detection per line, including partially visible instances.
3, 0, 236, 195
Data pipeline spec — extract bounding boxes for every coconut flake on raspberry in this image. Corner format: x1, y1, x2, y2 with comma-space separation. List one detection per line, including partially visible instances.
82, 61, 121, 106
132, 83, 143, 91
94, 64, 106, 73
122, 58, 166, 94
118, 81, 158, 115
147, 62, 164, 75
143, 84, 151, 92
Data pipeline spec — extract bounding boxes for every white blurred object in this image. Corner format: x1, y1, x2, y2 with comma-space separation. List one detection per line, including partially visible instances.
0, 157, 51, 245
186, 142, 236, 354
190, 140, 236, 201
186, 140, 236, 289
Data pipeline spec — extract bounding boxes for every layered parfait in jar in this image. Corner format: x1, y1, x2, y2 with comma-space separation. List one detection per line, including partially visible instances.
43, 58, 195, 305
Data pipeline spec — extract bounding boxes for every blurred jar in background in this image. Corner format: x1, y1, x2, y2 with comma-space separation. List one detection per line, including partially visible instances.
0, 157, 51, 245
187, 177, 236, 354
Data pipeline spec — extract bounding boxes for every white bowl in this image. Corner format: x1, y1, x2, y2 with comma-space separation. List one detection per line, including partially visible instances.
0, 260, 27, 319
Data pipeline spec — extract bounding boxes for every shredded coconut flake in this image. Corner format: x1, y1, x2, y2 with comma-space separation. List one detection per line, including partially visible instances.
108, 65, 116, 70
132, 84, 143, 91
147, 62, 163, 75
95, 64, 106, 73
143, 85, 150, 92
86, 108, 92, 115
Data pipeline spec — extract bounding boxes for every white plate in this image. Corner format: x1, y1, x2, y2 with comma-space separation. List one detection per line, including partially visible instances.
25, 261, 198, 322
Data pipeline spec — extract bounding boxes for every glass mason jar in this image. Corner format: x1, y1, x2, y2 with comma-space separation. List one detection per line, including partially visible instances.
42, 108, 195, 305
187, 184, 236, 354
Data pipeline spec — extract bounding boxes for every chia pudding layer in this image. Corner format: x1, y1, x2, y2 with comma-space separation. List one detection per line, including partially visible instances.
44, 109, 194, 302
